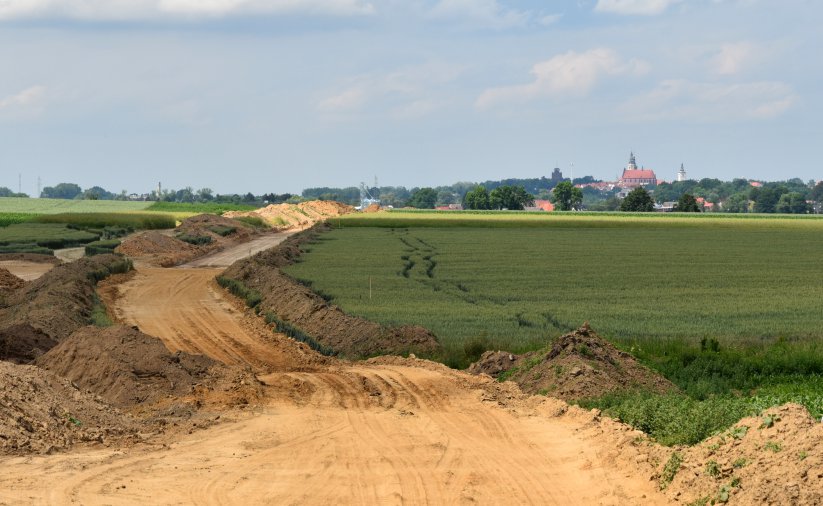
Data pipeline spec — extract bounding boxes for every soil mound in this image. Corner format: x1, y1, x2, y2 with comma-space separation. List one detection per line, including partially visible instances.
363, 203, 381, 212
0, 253, 61, 265
222, 225, 439, 358
0, 361, 137, 455
0, 267, 25, 292
469, 324, 676, 401
116, 231, 199, 267
0, 254, 132, 347
662, 403, 822, 505
37, 325, 216, 408
0, 324, 58, 364
224, 200, 353, 229
37, 325, 264, 412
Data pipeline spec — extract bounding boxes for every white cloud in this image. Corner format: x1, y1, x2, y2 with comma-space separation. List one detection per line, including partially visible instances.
620, 79, 796, 122
594, 0, 681, 15
317, 62, 464, 118
0, 85, 46, 109
429, 0, 527, 29
0, 0, 375, 21
711, 41, 756, 75
476, 49, 650, 109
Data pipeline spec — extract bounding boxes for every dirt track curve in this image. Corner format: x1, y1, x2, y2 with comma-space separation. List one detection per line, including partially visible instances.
0, 232, 668, 505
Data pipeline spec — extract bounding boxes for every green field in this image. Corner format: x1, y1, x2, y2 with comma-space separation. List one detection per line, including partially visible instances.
287, 213, 823, 361
285, 211, 823, 442
0, 197, 152, 214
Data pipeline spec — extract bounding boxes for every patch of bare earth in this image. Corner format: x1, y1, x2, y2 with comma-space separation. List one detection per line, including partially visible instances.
223, 199, 353, 228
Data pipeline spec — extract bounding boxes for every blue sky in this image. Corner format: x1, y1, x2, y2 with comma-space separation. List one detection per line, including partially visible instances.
0, 0, 819, 195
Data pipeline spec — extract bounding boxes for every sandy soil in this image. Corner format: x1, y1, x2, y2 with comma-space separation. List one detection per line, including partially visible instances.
0, 260, 54, 281
181, 231, 298, 268
0, 362, 666, 505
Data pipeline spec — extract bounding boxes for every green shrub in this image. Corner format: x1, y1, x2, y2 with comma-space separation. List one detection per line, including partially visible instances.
579, 392, 756, 446
35, 212, 175, 230
234, 216, 267, 228
177, 234, 212, 245
84, 239, 121, 256
659, 452, 683, 490
215, 276, 262, 308
87, 258, 133, 283
0, 243, 54, 255
208, 225, 237, 237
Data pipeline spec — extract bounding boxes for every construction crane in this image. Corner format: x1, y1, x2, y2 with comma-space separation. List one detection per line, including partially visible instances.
359, 181, 380, 210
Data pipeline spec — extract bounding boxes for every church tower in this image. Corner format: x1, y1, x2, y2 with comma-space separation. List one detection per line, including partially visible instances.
677, 163, 687, 182
627, 152, 637, 171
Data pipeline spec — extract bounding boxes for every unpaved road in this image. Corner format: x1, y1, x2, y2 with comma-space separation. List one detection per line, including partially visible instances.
0, 260, 54, 281
0, 230, 668, 505
182, 231, 297, 268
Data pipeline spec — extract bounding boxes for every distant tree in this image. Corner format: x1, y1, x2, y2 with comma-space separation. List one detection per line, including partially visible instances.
752, 185, 787, 213
436, 190, 458, 206
620, 187, 655, 212
724, 193, 750, 213
242, 192, 256, 203
776, 192, 811, 214
463, 186, 491, 210
197, 188, 214, 202
407, 187, 438, 209
83, 186, 113, 200
175, 187, 195, 203
489, 185, 534, 210
811, 181, 823, 203
0, 187, 29, 198
674, 193, 701, 212
40, 183, 82, 199
551, 181, 583, 211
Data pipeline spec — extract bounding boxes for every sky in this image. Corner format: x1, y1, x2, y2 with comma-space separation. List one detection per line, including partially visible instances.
0, 0, 820, 195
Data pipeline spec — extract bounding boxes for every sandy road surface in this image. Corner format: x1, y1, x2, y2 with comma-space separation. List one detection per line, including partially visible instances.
0, 364, 665, 505
0, 260, 54, 281
182, 231, 297, 268
0, 228, 668, 505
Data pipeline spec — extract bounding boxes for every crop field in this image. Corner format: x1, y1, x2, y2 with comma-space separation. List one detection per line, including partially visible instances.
0, 197, 152, 214
287, 214, 823, 357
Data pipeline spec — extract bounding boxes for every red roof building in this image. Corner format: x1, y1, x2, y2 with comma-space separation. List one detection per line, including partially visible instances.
618, 152, 658, 188
531, 199, 555, 212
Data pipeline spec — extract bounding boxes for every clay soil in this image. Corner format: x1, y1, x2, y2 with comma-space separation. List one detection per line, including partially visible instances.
1, 210, 820, 505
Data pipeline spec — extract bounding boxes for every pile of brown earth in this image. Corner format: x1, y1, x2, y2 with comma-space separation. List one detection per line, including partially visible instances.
658, 403, 822, 505
116, 214, 259, 267
0, 254, 132, 362
363, 203, 381, 212
221, 224, 439, 358
0, 360, 138, 455
469, 323, 676, 401
0, 253, 62, 265
116, 231, 199, 267
37, 325, 263, 414
223, 200, 353, 229
0, 267, 26, 294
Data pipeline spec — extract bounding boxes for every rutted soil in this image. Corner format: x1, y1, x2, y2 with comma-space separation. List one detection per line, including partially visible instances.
470, 323, 677, 401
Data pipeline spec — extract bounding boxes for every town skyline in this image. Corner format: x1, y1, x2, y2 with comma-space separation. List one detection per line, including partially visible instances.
1, 0, 820, 194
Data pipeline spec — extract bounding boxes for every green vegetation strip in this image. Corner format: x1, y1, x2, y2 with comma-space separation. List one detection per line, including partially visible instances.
0, 197, 152, 214
147, 201, 257, 214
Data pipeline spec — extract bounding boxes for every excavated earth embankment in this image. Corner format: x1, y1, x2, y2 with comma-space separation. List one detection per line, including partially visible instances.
223, 200, 353, 229
470, 323, 676, 401
221, 224, 440, 358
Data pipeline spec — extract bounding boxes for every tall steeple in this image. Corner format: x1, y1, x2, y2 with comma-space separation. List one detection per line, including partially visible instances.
627, 152, 637, 171
677, 163, 687, 182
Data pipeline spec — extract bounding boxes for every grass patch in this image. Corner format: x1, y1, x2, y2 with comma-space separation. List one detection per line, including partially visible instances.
0, 197, 152, 214
177, 233, 212, 246
0, 223, 100, 250
147, 201, 257, 214
264, 312, 335, 356
0, 213, 38, 227
35, 212, 175, 230
85, 239, 121, 256
89, 294, 113, 327
216, 276, 262, 308
86, 257, 133, 283
208, 225, 236, 237
233, 216, 267, 228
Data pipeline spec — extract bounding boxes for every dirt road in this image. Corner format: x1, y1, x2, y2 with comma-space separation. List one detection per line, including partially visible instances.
0, 260, 54, 281
182, 231, 297, 268
0, 363, 664, 505
0, 229, 668, 505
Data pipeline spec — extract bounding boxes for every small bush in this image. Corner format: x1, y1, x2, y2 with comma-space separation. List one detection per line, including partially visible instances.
86, 258, 133, 283
0, 243, 54, 255
659, 452, 683, 490
234, 216, 267, 228
208, 225, 237, 237
84, 239, 121, 257
177, 233, 212, 246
